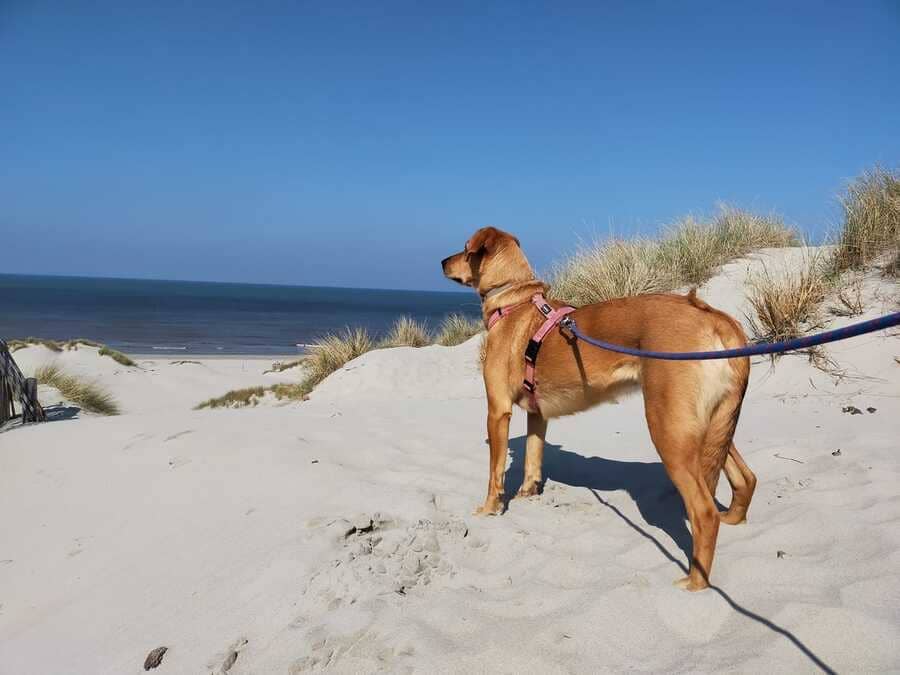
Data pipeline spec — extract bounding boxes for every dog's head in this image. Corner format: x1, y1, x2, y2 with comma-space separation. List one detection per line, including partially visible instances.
441, 226, 532, 296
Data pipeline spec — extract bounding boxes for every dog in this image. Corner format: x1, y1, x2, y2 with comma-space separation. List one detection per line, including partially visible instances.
441, 226, 756, 591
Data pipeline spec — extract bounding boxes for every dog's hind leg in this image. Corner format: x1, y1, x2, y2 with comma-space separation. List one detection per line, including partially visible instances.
645, 388, 720, 591
720, 443, 757, 525
517, 413, 547, 498
666, 459, 720, 591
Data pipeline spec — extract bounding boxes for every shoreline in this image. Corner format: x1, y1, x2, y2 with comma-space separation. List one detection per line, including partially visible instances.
129, 353, 304, 361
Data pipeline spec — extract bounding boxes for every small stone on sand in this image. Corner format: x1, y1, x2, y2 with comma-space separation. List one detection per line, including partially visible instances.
143, 646, 167, 670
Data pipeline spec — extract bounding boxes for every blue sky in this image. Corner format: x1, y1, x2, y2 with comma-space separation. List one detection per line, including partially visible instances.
2, 1, 898, 291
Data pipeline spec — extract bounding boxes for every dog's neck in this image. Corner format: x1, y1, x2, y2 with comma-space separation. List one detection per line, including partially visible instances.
479, 279, 548, 324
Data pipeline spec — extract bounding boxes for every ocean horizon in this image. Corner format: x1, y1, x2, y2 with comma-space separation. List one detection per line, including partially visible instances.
0, 273, 480, 355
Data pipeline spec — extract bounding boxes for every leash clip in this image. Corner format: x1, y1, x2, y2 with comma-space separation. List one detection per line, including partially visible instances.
559, 315, 576, 340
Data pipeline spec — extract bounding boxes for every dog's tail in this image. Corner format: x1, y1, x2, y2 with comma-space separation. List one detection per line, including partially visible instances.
686, 288, 754, 512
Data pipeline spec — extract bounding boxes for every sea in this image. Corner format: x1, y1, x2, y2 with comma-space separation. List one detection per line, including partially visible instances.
0, 274, 481, 356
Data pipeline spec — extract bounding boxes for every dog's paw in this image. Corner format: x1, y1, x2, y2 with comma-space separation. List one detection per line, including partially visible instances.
674, 575, 709, 592
515, 482, 542, 499
473, 497, 504, 516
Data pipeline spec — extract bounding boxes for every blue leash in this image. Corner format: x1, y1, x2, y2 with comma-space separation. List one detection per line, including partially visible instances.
561, 312, 900, 360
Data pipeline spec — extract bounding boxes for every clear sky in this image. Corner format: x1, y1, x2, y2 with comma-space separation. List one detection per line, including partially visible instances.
2, 1, 898, 291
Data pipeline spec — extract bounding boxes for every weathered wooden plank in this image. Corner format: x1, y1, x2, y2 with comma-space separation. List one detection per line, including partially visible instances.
0, 338, 45, 424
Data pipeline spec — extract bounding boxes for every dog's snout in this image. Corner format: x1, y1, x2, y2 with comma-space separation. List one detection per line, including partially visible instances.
441, 256, 451, 270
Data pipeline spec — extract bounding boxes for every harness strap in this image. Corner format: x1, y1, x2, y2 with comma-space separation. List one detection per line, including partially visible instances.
523, 295, 575, 411
486, 300, 529, 330
486, 292, 576, 413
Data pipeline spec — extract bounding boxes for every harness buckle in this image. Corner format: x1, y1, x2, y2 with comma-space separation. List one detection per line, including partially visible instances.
522, 379, 535, 392
524, 338, 541, 363
559, 315, 576, 340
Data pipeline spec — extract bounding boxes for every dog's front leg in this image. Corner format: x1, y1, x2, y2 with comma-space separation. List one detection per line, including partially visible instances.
475, 399, 511, 516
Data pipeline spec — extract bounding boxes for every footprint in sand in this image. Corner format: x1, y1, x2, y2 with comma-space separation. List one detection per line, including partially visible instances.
123, 433, 153, 451
288, 627, 413, 673
207, 637, 248, 674
301, 515, 465, 609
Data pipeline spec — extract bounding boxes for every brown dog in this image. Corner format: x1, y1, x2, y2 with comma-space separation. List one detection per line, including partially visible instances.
442, 226, 757, 590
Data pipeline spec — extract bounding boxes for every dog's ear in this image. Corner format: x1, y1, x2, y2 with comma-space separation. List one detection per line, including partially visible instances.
465, 227, 506, 256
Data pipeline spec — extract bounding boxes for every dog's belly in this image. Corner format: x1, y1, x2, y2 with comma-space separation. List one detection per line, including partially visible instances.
516, 374, 642, 419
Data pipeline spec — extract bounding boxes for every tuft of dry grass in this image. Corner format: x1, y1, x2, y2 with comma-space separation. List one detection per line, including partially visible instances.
549, 206, 797, 305
380, 316, 431, 348
264, 358, 306, 374
34, 364, 120, 415
195, 386, 267, 410
98, 346, 138, 367
269, 382, 311, 402
829, 273, 865, 317
8, 337, 137, 367
8, 337, 64, 353
831, 167, 900, 275
435, 313, 483, 346
745, 250, 829, 343
198, 327, 376, 409
304, 327, 374, 387
549, 238, 670, 305
63, 339, 103, 350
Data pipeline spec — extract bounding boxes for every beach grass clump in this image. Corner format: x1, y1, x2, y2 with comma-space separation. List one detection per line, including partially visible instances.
34, 364, 120, 415
8, 337, 137, 367
264, 358, 306, 374
62, 338, 103, 350
97, 346, 138, 367
831, 167, 900, 275
435, 313, 483, 346
196, 327, 377, 409
549, 238, 670, 306
8, 337, 64, 353
195, 386, 268, 410
303, 327, 374, 387
269, 382, 311, 402
829, 273, 865, 318
745, 250, 829, 343
379, 316, 431, 348
548, 206, 798, 305
194, 383, 311, 409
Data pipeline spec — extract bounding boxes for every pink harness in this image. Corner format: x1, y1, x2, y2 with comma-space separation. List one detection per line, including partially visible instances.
487, 293, 576, 412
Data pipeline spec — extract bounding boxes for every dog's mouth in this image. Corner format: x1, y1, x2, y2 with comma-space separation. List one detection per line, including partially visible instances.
447, 276, 465, 285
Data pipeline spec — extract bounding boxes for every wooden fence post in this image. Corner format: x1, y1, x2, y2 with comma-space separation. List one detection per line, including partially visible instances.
24, 378, 39, 423
0, 339, 46, 424
0, 376, 11, 425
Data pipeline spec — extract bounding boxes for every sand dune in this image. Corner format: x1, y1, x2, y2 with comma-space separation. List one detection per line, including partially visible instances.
1, 252, 898, 673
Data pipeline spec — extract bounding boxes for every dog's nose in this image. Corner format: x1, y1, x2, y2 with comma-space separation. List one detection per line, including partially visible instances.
441, 256, 451, 270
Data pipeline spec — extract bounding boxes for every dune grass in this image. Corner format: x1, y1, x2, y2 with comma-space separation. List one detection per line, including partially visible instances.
745, 250, 829, 343
8, 337, 138, 367
8, 337, 64, 353
196, 327, 375, 409
305, 327, 374, 387
98, 346, 138, 367
435, 313, 483, 346
380, 316, 431, 348
831, 167, 900, 276
548, 206, 798, 305
744, 167, 898, 342
195, 386, 268, 410
264, 358, 306, 374
34, 364, 120, 415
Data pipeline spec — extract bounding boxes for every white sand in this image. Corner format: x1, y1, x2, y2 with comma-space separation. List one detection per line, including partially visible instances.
1, 250, 898, 674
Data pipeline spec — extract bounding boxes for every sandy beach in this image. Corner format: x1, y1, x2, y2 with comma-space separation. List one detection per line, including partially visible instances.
1, 249, 898, 674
